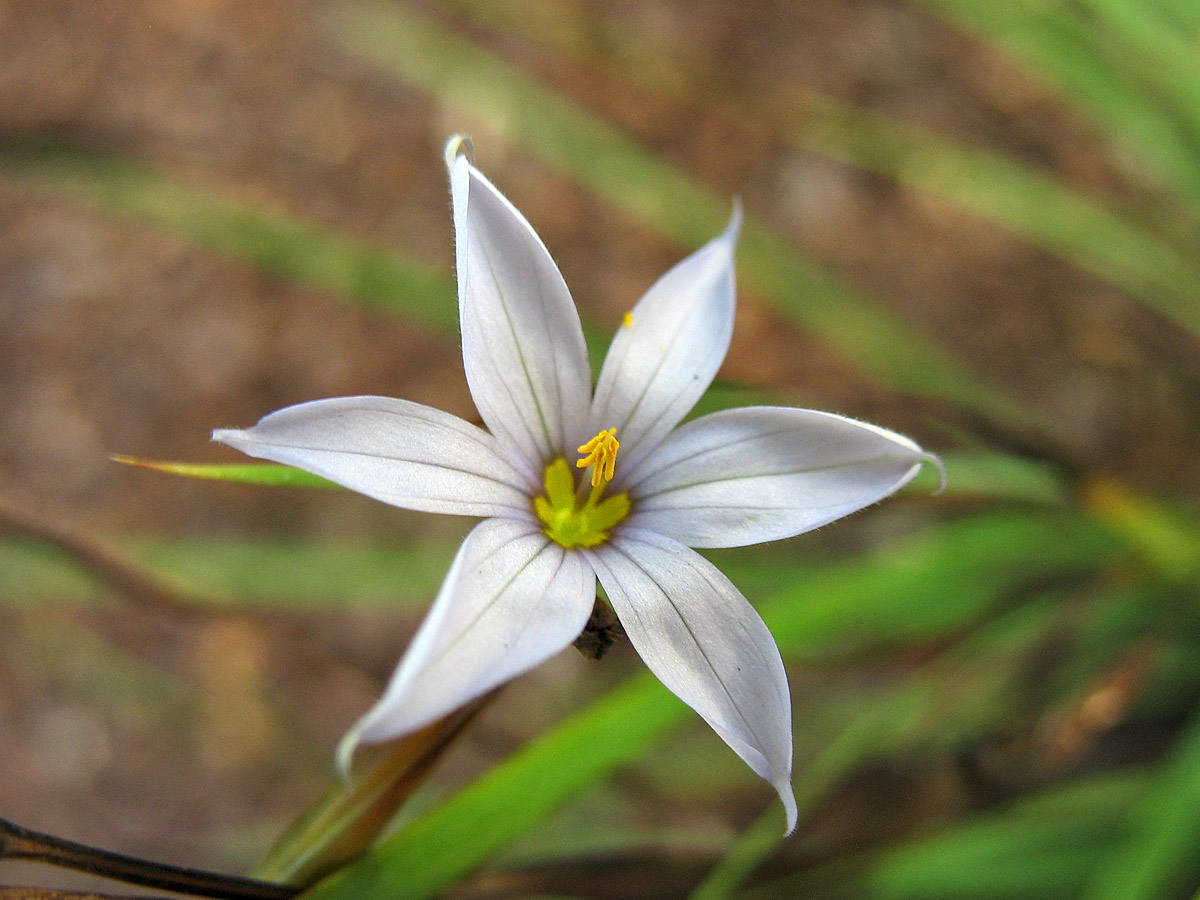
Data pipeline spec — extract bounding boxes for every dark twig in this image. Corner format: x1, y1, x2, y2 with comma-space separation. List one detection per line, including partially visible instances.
0, 819, 298, 900
0, 889, 173, 899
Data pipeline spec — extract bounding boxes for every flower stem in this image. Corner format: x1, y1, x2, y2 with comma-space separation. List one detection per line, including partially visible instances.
253, 689, 501, 887
0, 818, 297, 900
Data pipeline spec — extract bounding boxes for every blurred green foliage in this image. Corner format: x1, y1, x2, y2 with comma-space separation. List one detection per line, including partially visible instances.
4, 0, 1200, 898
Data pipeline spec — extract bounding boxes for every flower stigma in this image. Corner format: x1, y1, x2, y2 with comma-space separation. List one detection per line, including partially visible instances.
534, 430, 629, 549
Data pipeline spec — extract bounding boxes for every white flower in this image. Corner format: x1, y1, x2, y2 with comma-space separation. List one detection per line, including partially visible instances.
214, 136, 937, 832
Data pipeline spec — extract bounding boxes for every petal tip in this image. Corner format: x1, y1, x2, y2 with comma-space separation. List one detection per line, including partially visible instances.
444, 134, 475, 170
335, 726, 362, 780
776, 775, 799, 836
725, 197, 744, 241
922, 451, 948, 494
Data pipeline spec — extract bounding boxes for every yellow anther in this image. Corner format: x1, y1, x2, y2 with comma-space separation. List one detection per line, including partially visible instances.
576, 428, 620, 487
622, 311, 634, 329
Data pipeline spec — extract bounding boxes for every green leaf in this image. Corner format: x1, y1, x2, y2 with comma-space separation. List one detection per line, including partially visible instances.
113, 456, 340, 489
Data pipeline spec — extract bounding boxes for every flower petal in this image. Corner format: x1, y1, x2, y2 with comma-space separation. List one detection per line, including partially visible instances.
625, 406, 929, 548
586, 528, 796, 832
213, 396, 533, 517
588, 206, 741, 477
448, 139, 592, 474
341, 516, 595, 763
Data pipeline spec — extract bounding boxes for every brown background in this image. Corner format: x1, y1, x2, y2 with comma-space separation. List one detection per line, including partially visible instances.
0, 1, 1196, 896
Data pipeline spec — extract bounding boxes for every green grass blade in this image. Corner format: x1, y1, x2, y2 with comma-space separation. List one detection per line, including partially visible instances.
1070, 0, 1200, 155
133, 539, 456, 610
0, 540, 101, 607
914, 450, 1067, 504
1083, 712, 1200, 900
0, 140, 461, 334
919, 0, 1200, 205
791, 96, 1200, 339
685, 809, 783, 900
326, 0, 1026, 425
0, 537, 458, 610
113, 457, 338, 489
1082, 481, 1200, 584
766, 510, 1115, 657
866, 772, 1145, 900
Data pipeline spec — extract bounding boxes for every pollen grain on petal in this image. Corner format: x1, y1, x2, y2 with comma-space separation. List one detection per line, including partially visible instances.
576, 428, 620, 487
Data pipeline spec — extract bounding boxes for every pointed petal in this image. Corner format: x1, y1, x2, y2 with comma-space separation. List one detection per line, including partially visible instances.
341, 517, 594, 761
588, 207, 741, 477
587, 529, 796, 831
448, 141, 592, 472
213, 396, 534, 517
625, 406, 929, 548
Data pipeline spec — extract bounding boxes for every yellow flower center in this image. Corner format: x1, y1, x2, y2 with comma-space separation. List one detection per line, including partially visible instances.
534, 429, 629, 548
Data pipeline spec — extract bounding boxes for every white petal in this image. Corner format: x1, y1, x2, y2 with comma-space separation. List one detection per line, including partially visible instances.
341, 517, 595, 762
213, 396, 534, 517
448, 142, 592, 473
588, 207, 741, 477
586, 529, 797, 832
625, 406, 928, 548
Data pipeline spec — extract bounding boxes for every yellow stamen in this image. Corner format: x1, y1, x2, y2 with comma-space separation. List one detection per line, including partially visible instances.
576, 428, 620, 488
622, 311, 634, 328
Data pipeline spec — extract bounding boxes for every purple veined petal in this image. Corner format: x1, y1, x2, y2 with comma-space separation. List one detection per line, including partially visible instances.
588, 206, 741, 480
586, 528, 797, 833
624, 406, 930, 548
447, 138, 593, 474
339, 516, 595, 767
213, 396, 535, 517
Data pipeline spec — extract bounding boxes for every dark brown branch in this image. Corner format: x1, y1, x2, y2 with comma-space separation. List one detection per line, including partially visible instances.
0, 819, 297, 900
0, 889, 173, 899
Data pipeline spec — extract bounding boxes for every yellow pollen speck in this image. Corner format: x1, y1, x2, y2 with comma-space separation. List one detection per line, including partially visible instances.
622, 311, 634, 328
576, 428, 619, 487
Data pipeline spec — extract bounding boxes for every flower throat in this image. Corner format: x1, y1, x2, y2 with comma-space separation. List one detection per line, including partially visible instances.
535, 429, 630, 548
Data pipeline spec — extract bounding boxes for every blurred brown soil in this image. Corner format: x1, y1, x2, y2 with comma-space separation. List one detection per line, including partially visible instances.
0, 0, 1197, 895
